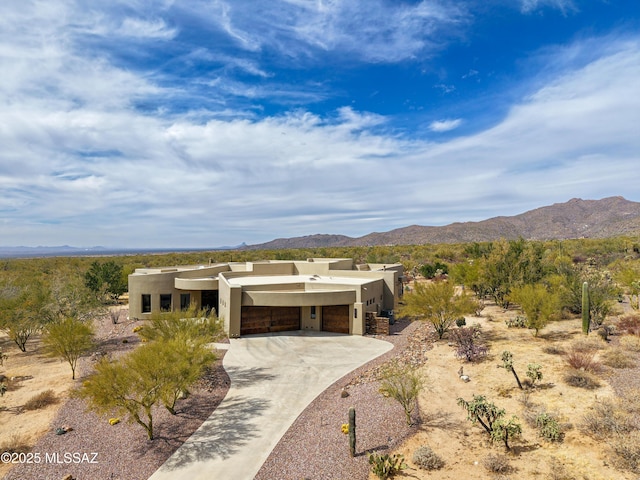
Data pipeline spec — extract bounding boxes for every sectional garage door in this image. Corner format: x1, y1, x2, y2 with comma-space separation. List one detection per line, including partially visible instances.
240, 306, 301, 335
322, 305, 350, 334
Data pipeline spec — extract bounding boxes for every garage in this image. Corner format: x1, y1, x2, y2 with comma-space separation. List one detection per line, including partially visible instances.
241, 306, 301, 335
322, 305, 350, 334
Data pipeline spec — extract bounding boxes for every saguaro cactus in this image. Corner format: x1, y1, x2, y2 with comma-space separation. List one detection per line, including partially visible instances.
582, 281, 590, 335
349, 406, 356, 457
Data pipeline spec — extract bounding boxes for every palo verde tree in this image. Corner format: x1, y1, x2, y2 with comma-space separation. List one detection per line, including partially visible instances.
156, 337, 216, 415
378, 360, 426, 426
47, 271, 104, 322
479, 238, 547, 309
80, 306, 222, 438
79, 347, 162, 440
509, 283, 560, 336
0, 279, 49, 352
400, 280, 476, 339
42, 317, 95, 380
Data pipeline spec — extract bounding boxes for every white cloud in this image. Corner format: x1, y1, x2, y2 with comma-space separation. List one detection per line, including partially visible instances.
429, 119, 462, 132
520, 0, 577, 14
117, 18, 178, 39
199, 0, 468, 62
0, 2, 638, 248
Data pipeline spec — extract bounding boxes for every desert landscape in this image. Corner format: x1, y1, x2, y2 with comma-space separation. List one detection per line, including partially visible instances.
387, 300, 639, 480
2, 290, 640, 479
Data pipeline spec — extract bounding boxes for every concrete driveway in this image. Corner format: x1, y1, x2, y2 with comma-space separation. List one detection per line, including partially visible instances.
148, 331, 393, 480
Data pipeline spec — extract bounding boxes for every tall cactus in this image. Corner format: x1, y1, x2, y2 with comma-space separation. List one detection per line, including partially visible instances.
582, 281, 590, 335
349, 406, 356, 457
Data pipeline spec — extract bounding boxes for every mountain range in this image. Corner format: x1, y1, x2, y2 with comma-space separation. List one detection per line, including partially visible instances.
245, 196, 640, 249
3, 197, 639, 257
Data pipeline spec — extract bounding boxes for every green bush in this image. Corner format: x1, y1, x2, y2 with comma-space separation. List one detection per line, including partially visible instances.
411, 446, 444, 470
505, 315, 527, 328
536, 412, 563, 442
526, 363, 543, 386
369, 453, 406, 480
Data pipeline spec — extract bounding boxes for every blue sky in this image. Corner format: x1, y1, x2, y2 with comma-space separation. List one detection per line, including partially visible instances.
1, 0, 638, 248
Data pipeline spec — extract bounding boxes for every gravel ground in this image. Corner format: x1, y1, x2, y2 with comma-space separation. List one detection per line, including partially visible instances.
3, 312, 230, 480
3, 315, 432, 480
256, 319, 433, 480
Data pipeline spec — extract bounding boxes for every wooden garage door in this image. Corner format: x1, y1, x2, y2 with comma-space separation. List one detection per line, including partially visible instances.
322, 305, 350, 334
241, 306, 301, 335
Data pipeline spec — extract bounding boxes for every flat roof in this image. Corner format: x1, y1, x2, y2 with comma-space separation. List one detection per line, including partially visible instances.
226, 274, 374, 287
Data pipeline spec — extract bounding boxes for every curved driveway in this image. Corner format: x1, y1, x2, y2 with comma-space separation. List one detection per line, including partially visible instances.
149, 331, 393, 480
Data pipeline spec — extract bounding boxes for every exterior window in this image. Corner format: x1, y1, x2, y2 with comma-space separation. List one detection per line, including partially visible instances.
310, 306, 316, 319
160, 294, 172, 312
141, 294, 151, 313
180, 293, 191, 311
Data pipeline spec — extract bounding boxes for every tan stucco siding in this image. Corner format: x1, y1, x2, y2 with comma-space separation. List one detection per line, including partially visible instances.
242, 289, 356, 307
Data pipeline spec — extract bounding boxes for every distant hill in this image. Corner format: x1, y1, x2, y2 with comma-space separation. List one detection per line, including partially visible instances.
246, 196, 640, 249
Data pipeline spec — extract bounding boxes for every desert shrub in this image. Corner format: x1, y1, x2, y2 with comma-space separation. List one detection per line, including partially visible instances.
412, 446, 444, 470
548, 457, 572, 480
536, 412, 563, 442
0, 434, 30, 457
450, 325, 487, 362
109, 309, 122, 324
458, 395, 521, 450
378, 361, 425, 426
596, 325, 615, 341
505, 315, 527, 328
565, 348, 600, 372
571, 337, 605, 352
482, 453, 510, 473
369, 453, 406, 479
581, 398, 632, 438
455, 317, 466, 327
517, 390, 536, 411
543, 345, 565, 355
526, 363, 543, 386
602, 348, 636, 369
564, 369, 601, 389
23, 389, 57, 411
621, 335, 640, 352
0, 382, 6, 397
611, 431, 640, 473
617, 314, 640, 336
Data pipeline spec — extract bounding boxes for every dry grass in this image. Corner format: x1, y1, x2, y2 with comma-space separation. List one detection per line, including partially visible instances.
580, 391, 640, 474
564, 368, 601, 389
542, 345, 565, 355
612, 431, 640, 473
482, 453, 511, 474
565, 348, 601, 372
602, 348, 636, 369
621, 335, 640, 352
0, 434, 30, 458
617, 314, 640, 336
22, 389, 58, 411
